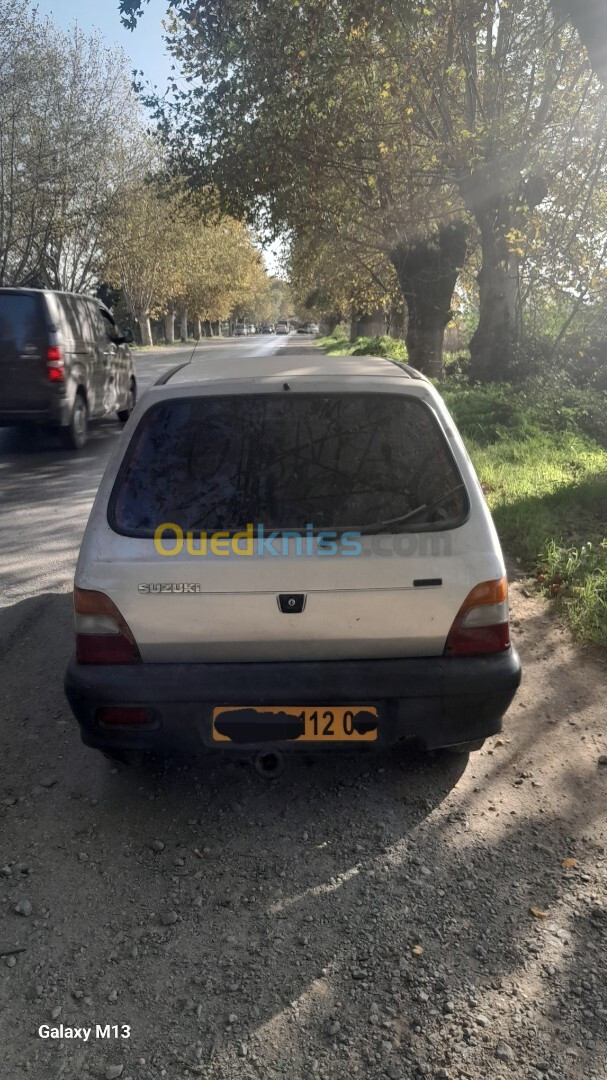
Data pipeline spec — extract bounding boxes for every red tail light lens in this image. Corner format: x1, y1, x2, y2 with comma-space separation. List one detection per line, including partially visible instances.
97, 708, 154, 727
47, 346, 64, 382
74, 587, 141, 664
444, 577, 510, 656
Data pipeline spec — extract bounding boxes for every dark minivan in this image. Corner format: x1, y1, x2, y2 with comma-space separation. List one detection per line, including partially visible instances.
0, 288, 136, 449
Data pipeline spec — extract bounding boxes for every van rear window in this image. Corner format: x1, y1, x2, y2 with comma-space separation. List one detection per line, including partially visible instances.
109, 393, 468, 536
0, 294, 44, 351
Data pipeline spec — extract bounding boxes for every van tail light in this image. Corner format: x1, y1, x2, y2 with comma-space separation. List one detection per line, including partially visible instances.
47, 346, 65, 382
444, 577, 510, 656
74, 587, 141, 664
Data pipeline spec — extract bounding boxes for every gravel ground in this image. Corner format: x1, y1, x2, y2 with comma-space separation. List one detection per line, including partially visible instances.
0, 574, 605, 1080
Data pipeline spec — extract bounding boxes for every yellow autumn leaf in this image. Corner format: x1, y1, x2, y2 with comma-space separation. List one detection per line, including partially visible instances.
562, 858, 578, 869
298, 50, 307, 58
530, 906, 549, 919
412, 945, 424, 955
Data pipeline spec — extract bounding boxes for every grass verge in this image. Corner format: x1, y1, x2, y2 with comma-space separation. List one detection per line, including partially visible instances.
319, 334, 607, 647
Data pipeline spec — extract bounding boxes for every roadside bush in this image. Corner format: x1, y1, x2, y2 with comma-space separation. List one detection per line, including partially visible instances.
351, 335, 408, 361
328, 322, 349, 340
442, 377, 607, 451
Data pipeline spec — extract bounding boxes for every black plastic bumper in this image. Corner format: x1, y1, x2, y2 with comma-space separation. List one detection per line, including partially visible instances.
0, 398, 71, 428
64, 648, 522, 754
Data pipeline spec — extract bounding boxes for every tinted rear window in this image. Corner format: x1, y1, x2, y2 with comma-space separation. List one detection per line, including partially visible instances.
0, 294, 45, 350
110, 393, 468, 536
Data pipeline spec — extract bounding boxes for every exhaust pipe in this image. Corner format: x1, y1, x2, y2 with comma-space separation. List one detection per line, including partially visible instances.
253, 749, 285, 780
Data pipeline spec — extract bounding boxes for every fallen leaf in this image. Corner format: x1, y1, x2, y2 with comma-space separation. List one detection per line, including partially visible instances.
412, 945, 424, 956
530, 906, 549, 919
562, 858, 578, 869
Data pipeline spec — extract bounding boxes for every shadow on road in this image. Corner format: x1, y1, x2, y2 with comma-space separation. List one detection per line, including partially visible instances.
0, 593, 604, 1079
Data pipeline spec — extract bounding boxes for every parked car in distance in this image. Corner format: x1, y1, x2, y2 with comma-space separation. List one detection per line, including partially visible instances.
261, 324, 275, 334
0, 287, 136, 449
275, 321, 289, 334
65, 352, 521, 766
298, 323, 320, 334
234, 322, 247, 336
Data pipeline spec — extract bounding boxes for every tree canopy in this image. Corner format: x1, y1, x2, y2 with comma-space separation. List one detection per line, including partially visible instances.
120, 0, 607, 379
0, 1, 142, 291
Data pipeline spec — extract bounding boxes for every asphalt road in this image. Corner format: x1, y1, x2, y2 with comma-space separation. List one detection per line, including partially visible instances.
0, 335, 605, 1080
0, 335, 283, 607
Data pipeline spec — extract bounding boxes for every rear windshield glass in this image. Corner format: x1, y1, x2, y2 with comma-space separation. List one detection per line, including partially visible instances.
109, 393, 468, 536
0, 294, 45, 350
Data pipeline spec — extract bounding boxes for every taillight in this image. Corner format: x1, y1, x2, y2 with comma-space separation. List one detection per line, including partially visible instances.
444, 577, 510, 656
97, 707, 154, 726
74, 587, 141, 664
47, 346, 64, 382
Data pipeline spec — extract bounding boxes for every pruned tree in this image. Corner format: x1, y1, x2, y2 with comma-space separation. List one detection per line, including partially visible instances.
122, 0, 607, 381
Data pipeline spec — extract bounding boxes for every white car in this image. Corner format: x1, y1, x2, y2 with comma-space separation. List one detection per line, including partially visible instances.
65, 353, 521, 768
275, 321, 289, 334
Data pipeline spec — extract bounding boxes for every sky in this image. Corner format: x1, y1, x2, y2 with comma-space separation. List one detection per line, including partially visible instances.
34, 0, 176, 93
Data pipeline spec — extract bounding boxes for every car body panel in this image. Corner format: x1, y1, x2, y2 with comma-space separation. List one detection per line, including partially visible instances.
74, 357, 506, 664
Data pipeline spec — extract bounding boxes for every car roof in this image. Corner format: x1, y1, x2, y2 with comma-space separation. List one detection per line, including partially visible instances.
154, 352, 430, 389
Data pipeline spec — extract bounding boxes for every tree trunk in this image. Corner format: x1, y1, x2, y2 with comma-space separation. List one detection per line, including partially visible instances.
179, 307, 188, 342
203, 319, 213, 338
137, 314, 153, 347
388, 305, 406, 340
468, 209, 520, 383
390, 224, 468, 379
193, 317, 202, 339
350, 308, 386, 342
164, 305, 175, 345
213, 320, 222, 337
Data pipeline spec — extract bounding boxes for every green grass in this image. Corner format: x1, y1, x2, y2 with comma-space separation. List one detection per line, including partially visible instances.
440, 385, 607, 648
317, 333, 408, 361
460, 430, 606, 648
319, 335, 607, 647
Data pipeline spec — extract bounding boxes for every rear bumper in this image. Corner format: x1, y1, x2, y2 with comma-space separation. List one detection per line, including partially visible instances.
0, 398, 71, 427
64, 648, 522, 754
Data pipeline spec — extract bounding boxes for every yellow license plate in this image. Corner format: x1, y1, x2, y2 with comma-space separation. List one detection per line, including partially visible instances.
212, 705, 378, 743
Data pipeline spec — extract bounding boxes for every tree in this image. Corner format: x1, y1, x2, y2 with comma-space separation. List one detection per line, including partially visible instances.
553, 1, 607, 84
102, 178, 189, 345
0, 1, 143, 291
182, 218, 273, 332
289, 229, 401, 339
123, 0, 606, 381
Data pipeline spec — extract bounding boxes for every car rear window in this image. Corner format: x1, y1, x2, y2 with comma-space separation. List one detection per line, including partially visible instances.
0, 294, 45, 351
109, 393, 468, 536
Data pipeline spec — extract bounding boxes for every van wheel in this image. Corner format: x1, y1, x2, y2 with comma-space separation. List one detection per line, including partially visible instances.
61, 393, 88, 450
117, 380, 136, 423
444, 739, 485, 754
